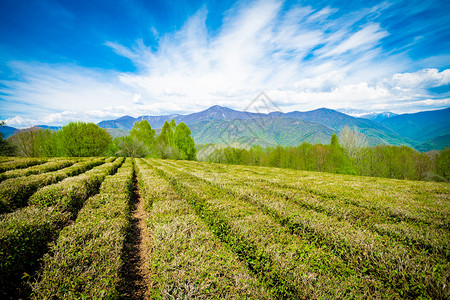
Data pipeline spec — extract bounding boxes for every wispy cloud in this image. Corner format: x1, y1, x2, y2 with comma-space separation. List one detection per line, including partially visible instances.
1, 0, 449, 127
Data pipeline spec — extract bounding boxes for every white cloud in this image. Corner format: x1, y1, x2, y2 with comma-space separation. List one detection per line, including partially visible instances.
0, 0, 449, 128
390, 68, 450, 89
3, 116, 36, 128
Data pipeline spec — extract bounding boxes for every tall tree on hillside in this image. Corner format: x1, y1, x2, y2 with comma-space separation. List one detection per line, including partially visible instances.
435, 148, 450, 181
330, 134, 340, 149
155, 120, 196, 160
328, 134, 356, 174
155, 121, 174, 159
130, 120, 156, 155
174, 122, 196, 160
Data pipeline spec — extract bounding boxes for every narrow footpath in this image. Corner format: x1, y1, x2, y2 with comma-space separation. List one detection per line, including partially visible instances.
119, 170, 152, 299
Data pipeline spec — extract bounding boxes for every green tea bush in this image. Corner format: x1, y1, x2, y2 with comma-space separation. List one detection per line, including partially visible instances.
0, 206, 71, 294
0, 158, 47, 173
32, 159, 132, 298
28, 157, 124, 216
0, 159, 75, 182
0, 158, 104, 214
0, 158, 124, 297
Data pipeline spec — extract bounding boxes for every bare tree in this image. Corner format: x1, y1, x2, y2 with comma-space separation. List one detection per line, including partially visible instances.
338, 126, 368, 163
7, 128, 41, 157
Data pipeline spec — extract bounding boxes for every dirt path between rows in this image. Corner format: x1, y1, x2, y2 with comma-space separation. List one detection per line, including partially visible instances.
119, 172, 152, 299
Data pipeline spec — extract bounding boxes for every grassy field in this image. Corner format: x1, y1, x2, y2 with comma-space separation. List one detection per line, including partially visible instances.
0, 156, 448, 299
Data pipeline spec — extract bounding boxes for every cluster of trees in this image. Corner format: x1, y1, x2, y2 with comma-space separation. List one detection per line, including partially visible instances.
3, 122, 112, 157
0, 120, 196, 160
202, 127, 449, 182
109, 119, 196, 159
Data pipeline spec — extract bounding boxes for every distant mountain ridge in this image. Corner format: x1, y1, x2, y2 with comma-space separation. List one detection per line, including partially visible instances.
98, 105, 449, 150
99, 105, 441, 148
189, 117, 336, 147
381, 108, 450, 143
97, 105, 267, 130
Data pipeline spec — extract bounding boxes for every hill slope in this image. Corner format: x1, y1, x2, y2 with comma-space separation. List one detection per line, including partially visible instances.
99, 106, 413, 147
269, 108, 413, 146
189, 118, 335, 147
415, 134, 450, 152
381, 108, 450, 142
0, 126, 17, 139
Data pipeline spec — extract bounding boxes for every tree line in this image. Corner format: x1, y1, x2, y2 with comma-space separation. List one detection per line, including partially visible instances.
1, 121, 448, 181
0, 120, 196, 160
199, 127, 449, 182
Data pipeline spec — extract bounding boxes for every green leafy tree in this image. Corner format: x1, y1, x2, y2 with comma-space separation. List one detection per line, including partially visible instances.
36, 129, 58, 157
55, 122, 112, 157
155, 121, 174, 159
328, 134, 355, 174
435, 148, 450, 181
174, 122, 196, 160
330, 134, 340, 149
169, 119, 177, 143
155, 120, 196, 160
130, 120, 156, 155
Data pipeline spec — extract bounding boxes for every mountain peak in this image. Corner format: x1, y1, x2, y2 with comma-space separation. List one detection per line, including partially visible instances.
206, 105, 229, 112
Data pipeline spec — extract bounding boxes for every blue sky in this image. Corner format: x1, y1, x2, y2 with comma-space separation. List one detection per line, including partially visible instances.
1, 0, 449, 127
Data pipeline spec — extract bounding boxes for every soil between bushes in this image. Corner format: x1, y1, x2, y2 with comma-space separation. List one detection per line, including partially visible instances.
119, 171, 152, 299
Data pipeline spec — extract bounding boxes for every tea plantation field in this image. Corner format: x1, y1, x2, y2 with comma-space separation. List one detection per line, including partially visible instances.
0, 157, 448, 299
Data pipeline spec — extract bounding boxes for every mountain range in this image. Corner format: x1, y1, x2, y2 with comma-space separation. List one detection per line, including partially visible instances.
2, 106, 449, 152
100, 105, 450, 150
98, 105, 449, 150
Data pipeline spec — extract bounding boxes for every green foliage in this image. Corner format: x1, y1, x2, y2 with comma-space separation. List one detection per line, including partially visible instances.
435, 147, 450, 180
330, 133, 340, 149
155, 120, 196, 160
35, 129, 58, 157
357, 145, 431, 180
2, 119, 199, 160
174, 122, 196, 160
0, 206, 71, 295
155, 121, 174, 158
1, 157, 449, 298
202, 137, 449, 181
0, 160, 75, 182
56, 122, 112, 157
130, 119, 155, 154
28, 158, 123, 215
149, 161, 296, 298
207, 142, 356, 175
